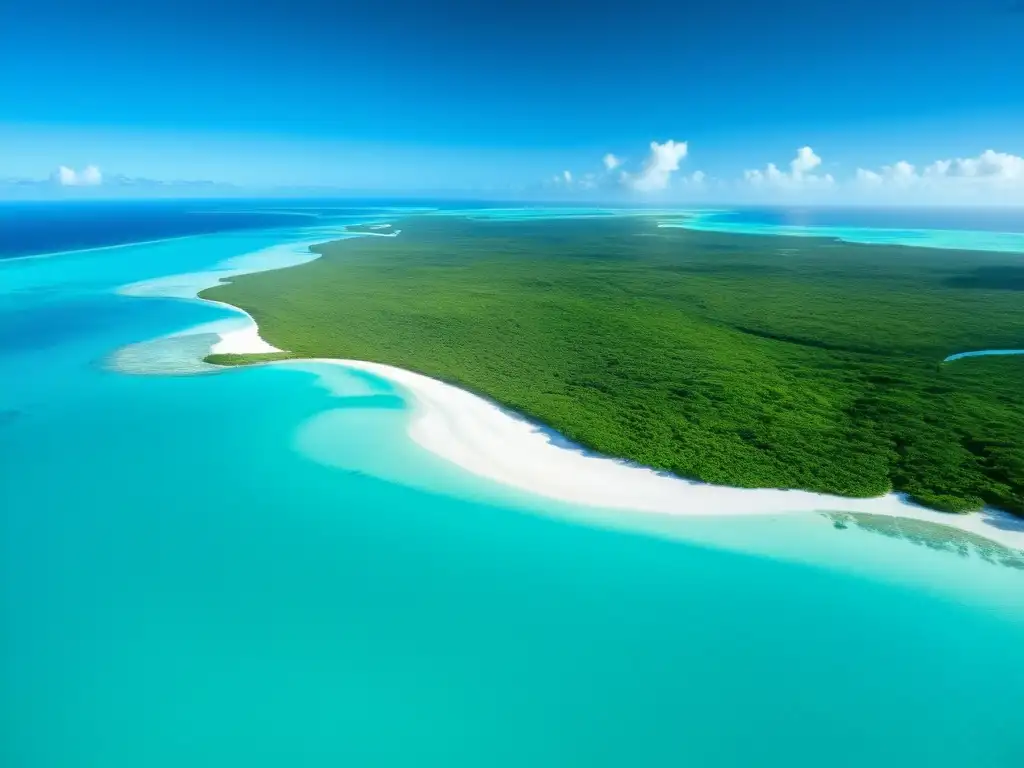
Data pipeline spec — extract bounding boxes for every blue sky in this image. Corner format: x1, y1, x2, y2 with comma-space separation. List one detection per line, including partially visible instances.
2, 0, 1023, 202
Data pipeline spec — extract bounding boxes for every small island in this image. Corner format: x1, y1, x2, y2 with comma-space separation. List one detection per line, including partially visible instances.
201, 214, 1024, 518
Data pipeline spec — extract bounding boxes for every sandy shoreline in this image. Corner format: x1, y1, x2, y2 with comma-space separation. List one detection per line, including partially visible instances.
116, 231, 348, 355
121, 231, 1024, 552
326, 359, 1024, 549
222, 344, 1024, 550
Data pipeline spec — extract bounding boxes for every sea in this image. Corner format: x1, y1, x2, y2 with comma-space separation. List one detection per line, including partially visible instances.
2, 199, 1024, 768
658, 205, 1024, 253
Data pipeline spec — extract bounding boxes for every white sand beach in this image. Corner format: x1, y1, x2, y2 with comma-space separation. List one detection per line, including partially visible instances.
117, 234, 343, 356
165, 312, 282, 355
121, 231, 1024, 552
209, 313, 1024, 549
329, 358, 1024, 550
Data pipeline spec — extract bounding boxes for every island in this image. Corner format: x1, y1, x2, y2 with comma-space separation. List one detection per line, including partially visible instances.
201, 214, 1024, 517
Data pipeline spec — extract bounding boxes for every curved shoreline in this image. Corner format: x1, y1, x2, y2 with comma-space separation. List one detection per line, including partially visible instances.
304, 357, 1024, 549
116, 228, 1024, 552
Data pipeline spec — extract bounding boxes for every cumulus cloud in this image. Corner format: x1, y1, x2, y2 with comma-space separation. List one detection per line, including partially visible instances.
744, 146, 834, 189
53, 165, 103, 186
544, 140, 710, 196
854, 149, 1024, 201
855, 167, 883, 185
930, 149, 1023, 180
742, 148, 1024, 202
543, 142, 1023, 203
622, 139, 689, 192
889, 160, 916, 182
790, 145, 822, 176
854, 160, 916, 188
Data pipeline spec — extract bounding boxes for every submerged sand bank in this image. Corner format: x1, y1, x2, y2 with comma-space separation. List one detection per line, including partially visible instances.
115, 233, 342, 359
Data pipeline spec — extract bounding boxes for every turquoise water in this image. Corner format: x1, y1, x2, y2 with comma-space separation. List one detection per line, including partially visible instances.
3, 210, 1024, 767
660, 210, 1024, 254
945, 349, 1024, 362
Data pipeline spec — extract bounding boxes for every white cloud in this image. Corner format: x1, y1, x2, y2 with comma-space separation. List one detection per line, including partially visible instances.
790, 146, 822, 176
856, 151, 1024, 186
80, 165, 102, 185
545, 140, 700, 195
855, 168, 883, 185
744, 146, 834, 189
852, 161, 915, 188
743, 165, 773, 184
549, 170, 574, 187
622, 139, 689, 192
936, 149, 1024, 179
56, 166, 77, 185
54, 164, 103, 186
543, 144, 1023, 203
853, 149, 1024, 201
888, 160, 916, 182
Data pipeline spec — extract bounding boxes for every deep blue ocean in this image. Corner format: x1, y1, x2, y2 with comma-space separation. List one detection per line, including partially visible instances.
3, 201, 1024, 768
0, 199, 454, 260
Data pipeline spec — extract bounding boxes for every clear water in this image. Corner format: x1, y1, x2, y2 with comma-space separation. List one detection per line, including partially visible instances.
3, 204, 1024, 768
660, 207, 1024, 254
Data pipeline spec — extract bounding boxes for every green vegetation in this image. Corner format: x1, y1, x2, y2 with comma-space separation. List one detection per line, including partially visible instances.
201, 215, 1024, 516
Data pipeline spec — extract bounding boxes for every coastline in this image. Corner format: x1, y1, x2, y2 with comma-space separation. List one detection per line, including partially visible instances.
116, 226, 1024, 552
657, 212, 1024, 255
310, 357, 1024, 550
198, 322, 1024, 551
115, 229, 361, 354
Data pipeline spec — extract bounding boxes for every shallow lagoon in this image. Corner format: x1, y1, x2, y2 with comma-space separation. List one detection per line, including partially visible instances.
661, 208, 1024, 254
3, 206, 1024, 768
